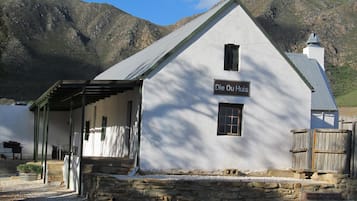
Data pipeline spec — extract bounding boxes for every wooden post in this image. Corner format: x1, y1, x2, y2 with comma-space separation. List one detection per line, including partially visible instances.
36, 106, 40, 161
67, 100, 73, 189
352, 122, 357, 178
33, 107, 39, 161
40, 102, 48, 179
311, 129, 317, 171
136, 84, 143, 168
308, 129, 313, 170
79, 89, 86, 195
43, 103, 50, 184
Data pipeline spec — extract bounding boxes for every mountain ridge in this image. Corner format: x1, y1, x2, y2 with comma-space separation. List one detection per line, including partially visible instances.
0, 0, 356, 104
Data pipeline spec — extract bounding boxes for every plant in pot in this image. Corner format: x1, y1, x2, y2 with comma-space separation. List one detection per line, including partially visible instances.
17, 163, 42, 181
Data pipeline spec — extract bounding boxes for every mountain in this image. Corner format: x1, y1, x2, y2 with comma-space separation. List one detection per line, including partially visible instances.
241, 0, 357, 67
240, 0, 357, 106
0, 0, 170, 100
0, 0, 356, 104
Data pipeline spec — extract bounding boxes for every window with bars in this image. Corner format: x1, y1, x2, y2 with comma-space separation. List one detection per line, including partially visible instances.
217, 103, 243, 136
224, 44, 240, 71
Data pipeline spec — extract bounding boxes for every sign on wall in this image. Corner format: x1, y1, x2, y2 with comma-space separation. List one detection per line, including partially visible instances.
214, 80, 250, 97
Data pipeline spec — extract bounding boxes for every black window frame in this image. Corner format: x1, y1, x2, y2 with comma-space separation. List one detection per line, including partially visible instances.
217, 103, 243, 136
224, 44, 240, 71
101, 116, 107, 141
84, 120, 90, 141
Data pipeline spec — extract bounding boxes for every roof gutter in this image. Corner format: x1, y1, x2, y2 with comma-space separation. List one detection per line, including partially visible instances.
29, 81, 63, 111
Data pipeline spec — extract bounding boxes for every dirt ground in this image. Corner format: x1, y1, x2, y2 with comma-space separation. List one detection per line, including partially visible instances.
0, 176, 86, 201
339, 107, 357, 118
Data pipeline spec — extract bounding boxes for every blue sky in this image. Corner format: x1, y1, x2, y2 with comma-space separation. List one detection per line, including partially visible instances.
83, 0, 220, 25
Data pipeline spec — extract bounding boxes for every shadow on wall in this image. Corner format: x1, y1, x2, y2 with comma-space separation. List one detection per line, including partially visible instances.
105, 126, 127, 157
104, 126, 133, 158
83, 92, 141, 158
63, 155, 80, 192
141, 48, 307, 170
142, 61, 216, 169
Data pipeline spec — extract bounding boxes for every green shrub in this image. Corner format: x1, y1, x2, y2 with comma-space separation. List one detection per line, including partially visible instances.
16, 163, 42, 174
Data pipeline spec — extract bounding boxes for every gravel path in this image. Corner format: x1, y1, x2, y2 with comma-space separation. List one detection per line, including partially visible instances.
0, 177, 86, 201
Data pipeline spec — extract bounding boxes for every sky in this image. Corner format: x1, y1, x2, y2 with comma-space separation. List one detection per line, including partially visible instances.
83, 0, 220, 26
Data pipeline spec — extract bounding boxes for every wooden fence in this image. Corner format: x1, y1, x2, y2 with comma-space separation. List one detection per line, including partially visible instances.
291, 129, 352, 174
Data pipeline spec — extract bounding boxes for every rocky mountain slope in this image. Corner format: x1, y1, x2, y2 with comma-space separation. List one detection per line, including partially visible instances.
0, 0, 356, 103
0, 0, 170, 100
242, 0, 357, 67
241, 0, 357, 105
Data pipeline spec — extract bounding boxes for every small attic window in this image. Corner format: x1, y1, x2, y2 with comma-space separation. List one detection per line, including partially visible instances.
224, 44, 240, 71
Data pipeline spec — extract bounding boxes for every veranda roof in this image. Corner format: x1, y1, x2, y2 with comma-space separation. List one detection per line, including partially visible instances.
29, 80, 142, 111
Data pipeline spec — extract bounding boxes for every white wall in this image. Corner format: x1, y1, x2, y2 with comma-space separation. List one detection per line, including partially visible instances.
63, 155, 80, 192
0, 105, 71, 160
0, 105, 34, 159
303, 46, 325, 71
140, 4, 311, 172
81, 88, 141, 158
46, 112, 71, 157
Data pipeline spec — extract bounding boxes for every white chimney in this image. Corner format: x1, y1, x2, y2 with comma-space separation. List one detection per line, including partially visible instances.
303, 33, 325, 71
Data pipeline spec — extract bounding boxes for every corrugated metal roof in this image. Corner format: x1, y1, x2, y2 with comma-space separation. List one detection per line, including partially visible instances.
95, 0, 313, 91
29, 80, 142, 111
286, 53, 338, 111
95, 0, 234, 80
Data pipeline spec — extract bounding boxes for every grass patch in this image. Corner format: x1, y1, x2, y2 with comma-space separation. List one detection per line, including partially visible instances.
336, 89, 357, 107
326, 65, 357, 97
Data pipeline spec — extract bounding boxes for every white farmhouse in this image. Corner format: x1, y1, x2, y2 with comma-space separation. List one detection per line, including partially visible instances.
29, 0, 338, 192
94, 0, 314, 171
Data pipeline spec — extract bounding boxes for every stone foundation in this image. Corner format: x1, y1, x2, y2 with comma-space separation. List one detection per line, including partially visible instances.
83, 173, 357, 201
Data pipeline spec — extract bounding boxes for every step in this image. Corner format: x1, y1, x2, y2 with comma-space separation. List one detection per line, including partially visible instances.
302, 192, 343, 201
82, 157, 133, 165
82, 157, 134, 174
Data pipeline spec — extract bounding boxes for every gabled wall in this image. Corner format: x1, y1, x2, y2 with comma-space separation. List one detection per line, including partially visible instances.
140, 4, 311, 171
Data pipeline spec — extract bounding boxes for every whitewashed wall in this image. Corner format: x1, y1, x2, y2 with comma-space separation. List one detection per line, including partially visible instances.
81, 88, 140, 158
0, 105, 33, 159
140, 4, 311, 171
311, 111, 338, 129
0, 105, 72, 160
47, 112, 71, 156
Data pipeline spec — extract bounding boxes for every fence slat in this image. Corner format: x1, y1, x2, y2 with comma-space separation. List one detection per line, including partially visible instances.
291, 129, 311, 170
291, 129, 351, 174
